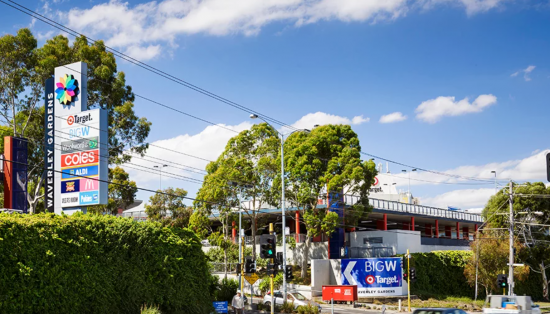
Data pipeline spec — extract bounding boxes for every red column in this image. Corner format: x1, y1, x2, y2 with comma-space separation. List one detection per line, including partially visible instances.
463, 227, 469, 240
425, 224, 432, 237
232, 221, 236, 242
435, 220, 439, 238
411, 217, 415, 231
295, 212, 301, 242
456, 222, 460, 239
474, 224, 478, 239
445, 226, 451, 238
376, 214, 388, 230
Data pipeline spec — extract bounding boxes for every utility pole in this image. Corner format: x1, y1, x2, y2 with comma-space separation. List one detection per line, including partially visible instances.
270, 223, 275, 314
508, 180, 514, 296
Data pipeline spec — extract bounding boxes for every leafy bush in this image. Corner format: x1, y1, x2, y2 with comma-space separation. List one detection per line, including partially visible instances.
141, 304, 162, 314
0, 213, 214, 314
278, 301, 295, 313
401, 251, 474, 298
215, 277, 239, 302
296, 304, 319, 314
259, 273, 284, 295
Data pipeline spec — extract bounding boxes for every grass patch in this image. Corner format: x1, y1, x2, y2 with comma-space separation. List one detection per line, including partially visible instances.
383, 296, 485, 311
290, 266, 311, 286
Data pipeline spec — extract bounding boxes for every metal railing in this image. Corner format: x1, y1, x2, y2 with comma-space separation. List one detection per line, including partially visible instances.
210, 262, 238, 274
336, 196, 483, 222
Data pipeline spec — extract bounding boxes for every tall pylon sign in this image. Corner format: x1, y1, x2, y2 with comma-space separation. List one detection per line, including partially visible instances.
46, 62, 108, 214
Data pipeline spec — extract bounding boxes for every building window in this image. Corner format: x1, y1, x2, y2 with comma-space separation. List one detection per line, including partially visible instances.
363, 237, 383, 244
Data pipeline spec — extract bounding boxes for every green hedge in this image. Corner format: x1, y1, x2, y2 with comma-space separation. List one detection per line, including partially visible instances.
0, 213, 214, 314
403, 251, 474, 298
403, 251, 544, 301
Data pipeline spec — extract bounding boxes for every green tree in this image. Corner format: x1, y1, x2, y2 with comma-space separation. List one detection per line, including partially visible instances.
145, 187, 192, 228
189, 210, 211, 239
278, 124, 377, 278
201, 123, 280, 257
88, 166, 137, 215
483, 182, 550, 299
0, 29, 151, 212
464, 234, 529, 296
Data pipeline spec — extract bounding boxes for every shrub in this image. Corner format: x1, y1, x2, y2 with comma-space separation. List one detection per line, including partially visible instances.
0, 213, 214, 314
279, 301, 295, 313
296, 304, 319, 314
215, 277, 239, 302
141, 304, 162, 314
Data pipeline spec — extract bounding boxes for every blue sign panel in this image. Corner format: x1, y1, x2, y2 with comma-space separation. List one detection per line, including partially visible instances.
61, 165, 98, 179
213, 301, 228, 313
341, 257, 403, 296
61, 180, 80, 193
79, 191, 99, 205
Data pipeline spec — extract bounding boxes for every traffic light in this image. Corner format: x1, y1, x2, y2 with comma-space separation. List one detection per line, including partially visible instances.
267, 263, 278, 276
497, 274, 508, 289
276, 252, 283, 267
403, 272, 408, 281
260, 234, 276, 259
410, 267, 417, 282
546, 153, 550, 182
236, 263, 241, 274
244, 258, 256, 274
285, 265, 294, 281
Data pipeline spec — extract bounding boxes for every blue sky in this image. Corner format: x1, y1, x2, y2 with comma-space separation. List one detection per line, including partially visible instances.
1, 0, 549, 210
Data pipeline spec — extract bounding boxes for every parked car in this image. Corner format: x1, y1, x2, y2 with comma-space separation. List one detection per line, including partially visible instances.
263, 290, 322, 311
413, 308, 468, 314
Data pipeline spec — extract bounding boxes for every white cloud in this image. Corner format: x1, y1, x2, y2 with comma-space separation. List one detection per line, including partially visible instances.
421, 188, 494, 210
511, 65, 536, 81
379, 112, 407, 123
379, 149, 550, 190
60, 0, 506, 60
289, 112, 369, 130
125, 111, 368, 189
123, 122, 252, 190
415, 94, 497, 123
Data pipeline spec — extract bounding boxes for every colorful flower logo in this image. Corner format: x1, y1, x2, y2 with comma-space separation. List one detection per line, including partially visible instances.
55, 74, 79, 107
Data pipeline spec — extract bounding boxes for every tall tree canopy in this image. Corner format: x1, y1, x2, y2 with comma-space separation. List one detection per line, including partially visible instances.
483, 182, 550, 299
278, 124, 377, 278
0, 28, 151, 212
146, 187, 192, 228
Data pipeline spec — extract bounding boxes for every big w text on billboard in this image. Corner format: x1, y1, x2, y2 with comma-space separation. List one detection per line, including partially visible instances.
341, 258, 404, 297
51, 62, 108, 214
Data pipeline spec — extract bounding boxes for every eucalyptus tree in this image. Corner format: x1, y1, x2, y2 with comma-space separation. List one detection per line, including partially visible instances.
277, 124, 377, 278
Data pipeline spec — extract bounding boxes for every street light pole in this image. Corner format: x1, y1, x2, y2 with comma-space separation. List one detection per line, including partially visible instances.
491, 170, 497, 194
154, 164, 168, 190
250, 114, 309, 299
508, 180, 514, 295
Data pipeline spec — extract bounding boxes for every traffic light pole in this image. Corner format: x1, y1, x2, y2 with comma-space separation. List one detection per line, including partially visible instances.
241, 236, 245, 297
407, 249, 411, 312
508, 181, 514, 296
270, 223, 275, 314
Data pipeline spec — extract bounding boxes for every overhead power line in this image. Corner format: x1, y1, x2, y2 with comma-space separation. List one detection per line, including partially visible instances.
0, 0, 297, 131
1, 0, 509, 187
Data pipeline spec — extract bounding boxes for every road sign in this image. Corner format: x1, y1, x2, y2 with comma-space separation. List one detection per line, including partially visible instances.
213, 301, 228, 313
341, 257, 404, 297
245, 273, 259, 285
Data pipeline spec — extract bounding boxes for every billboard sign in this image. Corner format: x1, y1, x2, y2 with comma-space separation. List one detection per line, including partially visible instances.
52, 62, 107, 214
44, 77, 55, 212
341, 258, 404, 297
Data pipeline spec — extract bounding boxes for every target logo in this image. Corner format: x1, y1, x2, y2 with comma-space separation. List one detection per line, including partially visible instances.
373, 177, 379, 186
67, 115, 75, 125
366, 275, 375, 285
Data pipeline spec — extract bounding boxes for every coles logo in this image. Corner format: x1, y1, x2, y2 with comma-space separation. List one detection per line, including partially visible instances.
366, 275, 375, 285
373, 177, 379, 186
61, 150, 98, 167
67, 115, 75, 125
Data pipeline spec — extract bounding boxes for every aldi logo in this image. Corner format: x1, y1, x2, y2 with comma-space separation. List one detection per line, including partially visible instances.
61, 165, 99, 179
